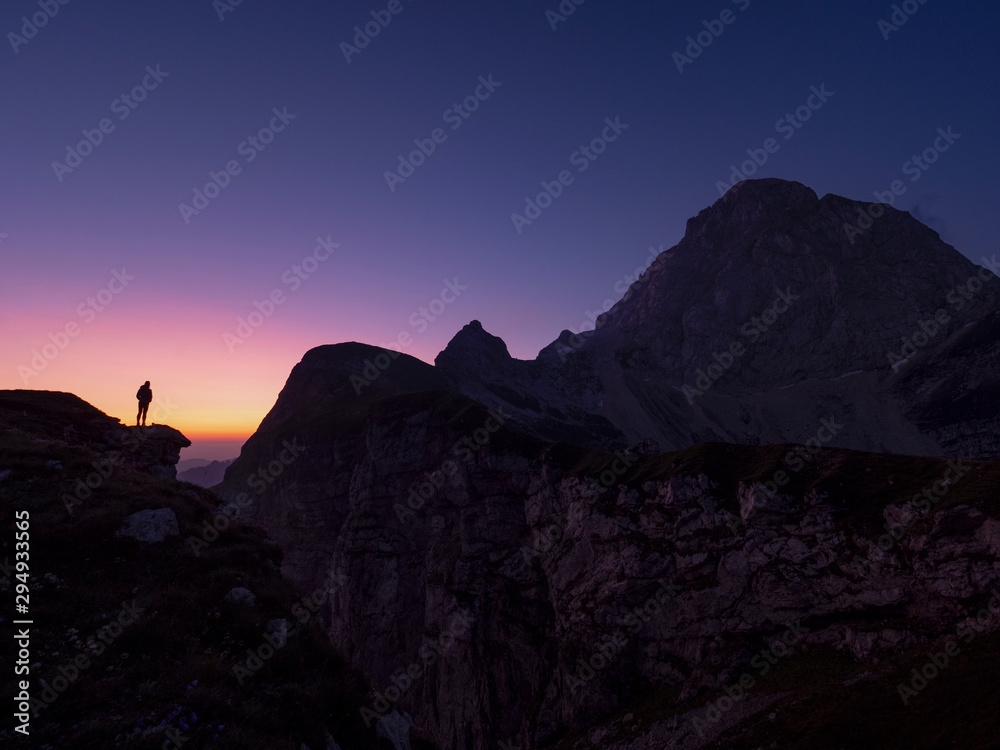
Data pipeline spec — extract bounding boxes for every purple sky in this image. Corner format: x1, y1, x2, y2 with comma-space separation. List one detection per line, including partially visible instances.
2, 0, 998, 456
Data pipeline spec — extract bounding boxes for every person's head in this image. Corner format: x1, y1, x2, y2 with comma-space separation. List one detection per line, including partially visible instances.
144, 381, 150, 386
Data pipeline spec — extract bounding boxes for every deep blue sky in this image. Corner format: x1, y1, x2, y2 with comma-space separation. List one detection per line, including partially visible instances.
2, 0, 998, 448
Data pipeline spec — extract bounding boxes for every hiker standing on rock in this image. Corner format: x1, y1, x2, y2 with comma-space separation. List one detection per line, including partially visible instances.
136, 381, 152, 426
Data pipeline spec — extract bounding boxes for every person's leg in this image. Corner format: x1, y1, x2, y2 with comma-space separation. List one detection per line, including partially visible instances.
137, 403, 142, 426
140, 403, 149, 426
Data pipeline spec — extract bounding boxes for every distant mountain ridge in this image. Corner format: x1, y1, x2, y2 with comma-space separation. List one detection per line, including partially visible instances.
177, 458, 235, 487
176, 458, 213, 472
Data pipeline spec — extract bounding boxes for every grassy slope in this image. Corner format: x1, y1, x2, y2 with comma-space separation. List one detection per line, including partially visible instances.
0, 392, 393, 750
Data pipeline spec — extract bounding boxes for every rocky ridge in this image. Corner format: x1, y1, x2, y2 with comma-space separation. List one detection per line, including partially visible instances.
0, 389, 190, 478
218, 391, 1000, 750
214, 179, 1000, 749
431, 179, 1000, 459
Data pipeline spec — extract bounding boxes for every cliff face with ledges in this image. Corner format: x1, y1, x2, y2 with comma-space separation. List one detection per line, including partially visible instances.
215, 178, 1000, 749
0, 389, 190, 478
219, 391, 1000, 750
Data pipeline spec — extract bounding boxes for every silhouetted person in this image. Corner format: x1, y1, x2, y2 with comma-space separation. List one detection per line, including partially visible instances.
136, 381, 152, 426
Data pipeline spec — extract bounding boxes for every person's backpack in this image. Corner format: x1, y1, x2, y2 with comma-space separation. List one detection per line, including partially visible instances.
137, 386, 151, 402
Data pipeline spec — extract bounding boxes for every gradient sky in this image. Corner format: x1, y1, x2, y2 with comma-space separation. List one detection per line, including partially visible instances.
2, 0, 998, 459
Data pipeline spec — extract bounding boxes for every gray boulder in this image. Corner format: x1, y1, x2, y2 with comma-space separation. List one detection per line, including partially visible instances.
119, 508, 178, 543
225, 587, 256, 606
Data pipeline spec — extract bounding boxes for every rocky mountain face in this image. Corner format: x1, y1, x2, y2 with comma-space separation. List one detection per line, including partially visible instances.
0, 389, 190, 478
434, 179, 1000, 459
215, 179, 1000, 749
218, 391, 1000, 750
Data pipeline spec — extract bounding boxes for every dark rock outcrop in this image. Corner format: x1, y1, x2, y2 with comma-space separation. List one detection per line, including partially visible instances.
0, 390, 384, 750
218, 391, 1000, 750
119, 424, 190, 478
0, 389, 190, 478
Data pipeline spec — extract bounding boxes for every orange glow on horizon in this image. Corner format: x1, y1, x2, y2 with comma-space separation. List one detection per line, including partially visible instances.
2, 295, 443, 449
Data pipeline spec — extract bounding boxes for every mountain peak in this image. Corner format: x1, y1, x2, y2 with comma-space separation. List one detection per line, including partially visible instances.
519, 177, 1000, 454
435, 320, 515, 381
685, 177, 820, 240
723, 176, 817, 202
